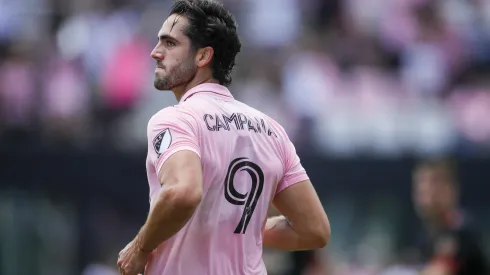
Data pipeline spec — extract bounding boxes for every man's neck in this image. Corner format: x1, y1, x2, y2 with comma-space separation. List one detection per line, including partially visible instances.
172, 77, 219, 102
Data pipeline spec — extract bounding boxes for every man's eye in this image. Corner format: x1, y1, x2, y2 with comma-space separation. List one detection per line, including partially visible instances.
166, 40, 176, 47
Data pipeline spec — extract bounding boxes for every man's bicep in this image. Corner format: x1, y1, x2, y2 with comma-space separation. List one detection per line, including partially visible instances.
273, 180, 329, 232
158, 150, 203, 192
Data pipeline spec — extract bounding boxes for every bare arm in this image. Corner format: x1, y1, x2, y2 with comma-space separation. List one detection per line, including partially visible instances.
263, 180, 330, 251
136, 150, 203, 252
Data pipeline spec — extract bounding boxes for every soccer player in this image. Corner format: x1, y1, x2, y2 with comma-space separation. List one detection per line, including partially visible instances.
413, 158, 489, 275
116, 1, 331, 274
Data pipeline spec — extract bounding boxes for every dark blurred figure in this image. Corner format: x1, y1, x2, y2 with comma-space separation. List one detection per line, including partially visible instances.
287, 250, 315, 275
412, 158, 489, 275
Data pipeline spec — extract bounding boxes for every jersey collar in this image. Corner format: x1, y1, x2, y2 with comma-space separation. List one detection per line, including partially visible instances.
180, 83, 233, 103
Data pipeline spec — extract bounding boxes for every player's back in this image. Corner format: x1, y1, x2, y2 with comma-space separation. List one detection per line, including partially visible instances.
145, 84, 294, 275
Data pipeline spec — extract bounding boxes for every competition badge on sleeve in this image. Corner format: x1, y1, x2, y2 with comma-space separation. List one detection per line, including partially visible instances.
153, 129, 172, 157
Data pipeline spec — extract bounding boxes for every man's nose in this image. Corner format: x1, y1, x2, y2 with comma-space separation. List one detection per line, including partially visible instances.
151, 47, 164, 60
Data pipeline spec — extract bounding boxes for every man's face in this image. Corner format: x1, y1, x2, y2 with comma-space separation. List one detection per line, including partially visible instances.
412, 167, 456, 220
151, 14, 197, 91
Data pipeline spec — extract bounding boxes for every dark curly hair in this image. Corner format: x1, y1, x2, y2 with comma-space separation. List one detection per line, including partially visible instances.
170, 0, 242, 86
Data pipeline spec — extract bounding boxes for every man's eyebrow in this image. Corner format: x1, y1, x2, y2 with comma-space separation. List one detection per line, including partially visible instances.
158, 34, 178, 41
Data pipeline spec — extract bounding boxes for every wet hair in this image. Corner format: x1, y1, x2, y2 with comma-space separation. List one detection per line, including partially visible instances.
170, 0, 241, 86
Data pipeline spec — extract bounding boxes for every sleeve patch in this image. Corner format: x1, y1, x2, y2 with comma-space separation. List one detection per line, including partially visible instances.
153, 128, 172, 157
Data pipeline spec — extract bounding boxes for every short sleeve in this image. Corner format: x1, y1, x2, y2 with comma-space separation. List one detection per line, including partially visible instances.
147, 107, 201, 176
276, 139, 309, 194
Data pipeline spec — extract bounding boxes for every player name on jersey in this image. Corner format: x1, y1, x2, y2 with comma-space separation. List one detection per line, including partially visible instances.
203, 113, 278, 137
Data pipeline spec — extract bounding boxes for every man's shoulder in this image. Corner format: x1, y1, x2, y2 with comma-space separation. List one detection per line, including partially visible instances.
145, 106, 200, 136
148, 107, 175, 127
149, 105, 197, 124
151, 106, 178, 118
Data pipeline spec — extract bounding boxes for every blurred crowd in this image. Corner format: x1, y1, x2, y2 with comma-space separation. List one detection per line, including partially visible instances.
1, 0, 490, 156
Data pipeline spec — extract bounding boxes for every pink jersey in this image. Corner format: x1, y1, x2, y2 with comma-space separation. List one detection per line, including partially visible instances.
144, 83, 309, 275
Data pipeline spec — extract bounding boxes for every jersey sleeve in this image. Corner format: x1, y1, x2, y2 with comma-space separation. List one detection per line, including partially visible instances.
276, 138, 309, 194
147, 107, 201, 177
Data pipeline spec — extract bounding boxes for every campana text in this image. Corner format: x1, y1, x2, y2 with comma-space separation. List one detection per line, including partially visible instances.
203, 113, 278, 137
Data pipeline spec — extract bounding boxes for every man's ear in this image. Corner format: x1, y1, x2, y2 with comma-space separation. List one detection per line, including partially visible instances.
195, 46, 214, 68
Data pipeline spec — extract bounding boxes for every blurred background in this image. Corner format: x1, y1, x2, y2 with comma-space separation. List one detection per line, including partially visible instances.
0, 0, 489, 274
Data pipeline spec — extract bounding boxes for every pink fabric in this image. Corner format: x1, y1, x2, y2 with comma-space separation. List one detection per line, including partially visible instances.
144, 83, 309, 275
